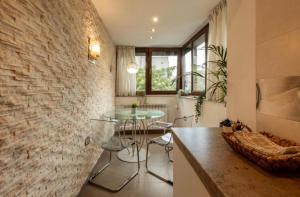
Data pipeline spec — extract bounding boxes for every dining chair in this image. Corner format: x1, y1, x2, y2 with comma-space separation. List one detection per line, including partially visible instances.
88, 118, 140, 192
145, 115, 194, 185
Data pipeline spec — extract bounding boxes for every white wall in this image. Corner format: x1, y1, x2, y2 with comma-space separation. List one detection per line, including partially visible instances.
227, 0, 257, 130
256, 0, 300, 142
116, 96, 226, 127
178, 98, 226, 127
227, 0, 300, 143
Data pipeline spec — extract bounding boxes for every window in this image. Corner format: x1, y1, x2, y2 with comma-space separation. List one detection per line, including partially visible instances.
134, 48, 180, 95
182, 24, 208, 95
182, 44, 192, 93
150, 50, 178, 93
135, 51, 146, 92
132, 25, 208, 95
192, 34, 206, 92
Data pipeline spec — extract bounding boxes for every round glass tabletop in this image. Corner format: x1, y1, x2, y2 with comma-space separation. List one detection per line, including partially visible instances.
104, 108, 165, 121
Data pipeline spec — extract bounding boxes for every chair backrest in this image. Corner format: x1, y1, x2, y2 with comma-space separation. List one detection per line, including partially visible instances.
90, 118, 120, 145
173, 115, 194, 127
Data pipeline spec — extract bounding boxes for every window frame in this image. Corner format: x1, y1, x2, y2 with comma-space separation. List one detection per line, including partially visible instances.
182, 24, 209, 96
134, 24, 208, 96
135, 47, 182, 95
182, 44, 193, 94
135, 48, 148, 95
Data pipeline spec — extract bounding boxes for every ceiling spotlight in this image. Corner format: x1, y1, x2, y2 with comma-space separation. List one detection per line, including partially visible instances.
152, 17, 158, 23
151, 28, 156, 32
150, 36, 153, 40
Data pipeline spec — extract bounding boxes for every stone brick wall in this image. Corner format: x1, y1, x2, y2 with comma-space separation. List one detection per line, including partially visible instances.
0, 0, 116, 196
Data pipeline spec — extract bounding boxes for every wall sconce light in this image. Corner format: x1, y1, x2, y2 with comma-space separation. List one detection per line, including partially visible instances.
88, 37, 101, 63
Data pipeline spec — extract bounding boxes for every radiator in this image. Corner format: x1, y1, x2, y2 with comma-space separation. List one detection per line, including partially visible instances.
118, 104, 168, 122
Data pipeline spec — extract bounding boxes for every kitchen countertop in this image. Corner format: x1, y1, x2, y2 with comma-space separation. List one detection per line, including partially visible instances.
172, 127, 300, 197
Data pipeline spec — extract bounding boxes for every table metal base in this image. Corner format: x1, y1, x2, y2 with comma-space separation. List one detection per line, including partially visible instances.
117, 148, 150, 163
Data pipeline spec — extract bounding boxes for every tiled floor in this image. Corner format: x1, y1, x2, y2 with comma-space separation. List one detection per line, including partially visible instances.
78, 135, 173, 197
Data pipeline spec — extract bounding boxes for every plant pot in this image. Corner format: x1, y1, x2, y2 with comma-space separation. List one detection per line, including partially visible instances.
222, 126, 233, 133
131, 108, 136, 114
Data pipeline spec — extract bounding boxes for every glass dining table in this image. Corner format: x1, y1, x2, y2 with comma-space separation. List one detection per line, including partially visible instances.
104, 107, 165, 163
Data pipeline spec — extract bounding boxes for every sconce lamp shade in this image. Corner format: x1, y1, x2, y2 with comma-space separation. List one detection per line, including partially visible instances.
89, 43, 101, 58
88, 37, 101, 63
127, 62, 138, 74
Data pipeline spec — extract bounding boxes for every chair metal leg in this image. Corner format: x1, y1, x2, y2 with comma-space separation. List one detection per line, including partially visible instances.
136, 142, 140, 170
89, 152, 112, 180
89, 150, 140, 192
145, 142, 150, 169
167, 149, 171, 161
145, 141, 173, 186
165, 145, 173, 162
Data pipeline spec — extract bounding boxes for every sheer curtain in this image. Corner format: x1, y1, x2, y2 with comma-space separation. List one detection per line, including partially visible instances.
117, 46, 136, 96
207, 0, 227, 101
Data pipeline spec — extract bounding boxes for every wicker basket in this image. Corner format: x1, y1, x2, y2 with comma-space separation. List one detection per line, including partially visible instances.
222, 127, 300, 172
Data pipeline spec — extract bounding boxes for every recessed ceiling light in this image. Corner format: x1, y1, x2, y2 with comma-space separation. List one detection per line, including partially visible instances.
152, 17, 158, 23
151, 28, 156, 33
150, 36, 153, 40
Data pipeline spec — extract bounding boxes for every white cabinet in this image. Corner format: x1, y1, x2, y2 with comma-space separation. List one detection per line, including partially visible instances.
173, 142, 210, 197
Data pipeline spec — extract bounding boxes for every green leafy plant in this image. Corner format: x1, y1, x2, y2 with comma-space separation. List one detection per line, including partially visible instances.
190, 45, 227, 121
195, 94, 205, 122
136, 66, 176, 92
206, 45, 227, 102
136, 67, 146, 91
131, 103, 138, 108
151, 66, 176, 91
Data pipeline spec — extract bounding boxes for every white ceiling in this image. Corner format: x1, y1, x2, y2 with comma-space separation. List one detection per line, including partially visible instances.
92, 0, 220, 47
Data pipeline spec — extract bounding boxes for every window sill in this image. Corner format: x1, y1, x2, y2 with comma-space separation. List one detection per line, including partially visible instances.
179, 96, 197, 100
116, 95, 177, 98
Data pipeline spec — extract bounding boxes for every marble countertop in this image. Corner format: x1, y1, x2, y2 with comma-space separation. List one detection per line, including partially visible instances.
172, 127, 300, 197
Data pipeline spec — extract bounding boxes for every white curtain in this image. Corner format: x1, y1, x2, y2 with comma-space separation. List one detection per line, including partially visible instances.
117, 46, 136, 96
207, 0, 227, 101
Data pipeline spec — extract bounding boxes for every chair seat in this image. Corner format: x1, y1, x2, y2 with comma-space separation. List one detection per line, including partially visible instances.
150, 133, 173, 146
148, 121, 173, 129
101, 136, 134, 152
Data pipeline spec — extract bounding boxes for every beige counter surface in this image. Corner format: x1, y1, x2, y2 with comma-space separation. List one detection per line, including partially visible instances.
172, 127, 300, 197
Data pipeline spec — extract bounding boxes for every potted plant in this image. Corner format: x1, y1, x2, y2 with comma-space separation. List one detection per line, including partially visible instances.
192, 45, 227, 121
220, 119, 251, 133
131, 103, 138, 114
206, 45, 227, 103
219, 118, 232, 133
173, 45, 227, 122
177, 89, 189, 97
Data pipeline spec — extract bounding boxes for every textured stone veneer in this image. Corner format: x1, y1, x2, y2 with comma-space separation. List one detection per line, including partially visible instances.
0, 0, 115, 196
